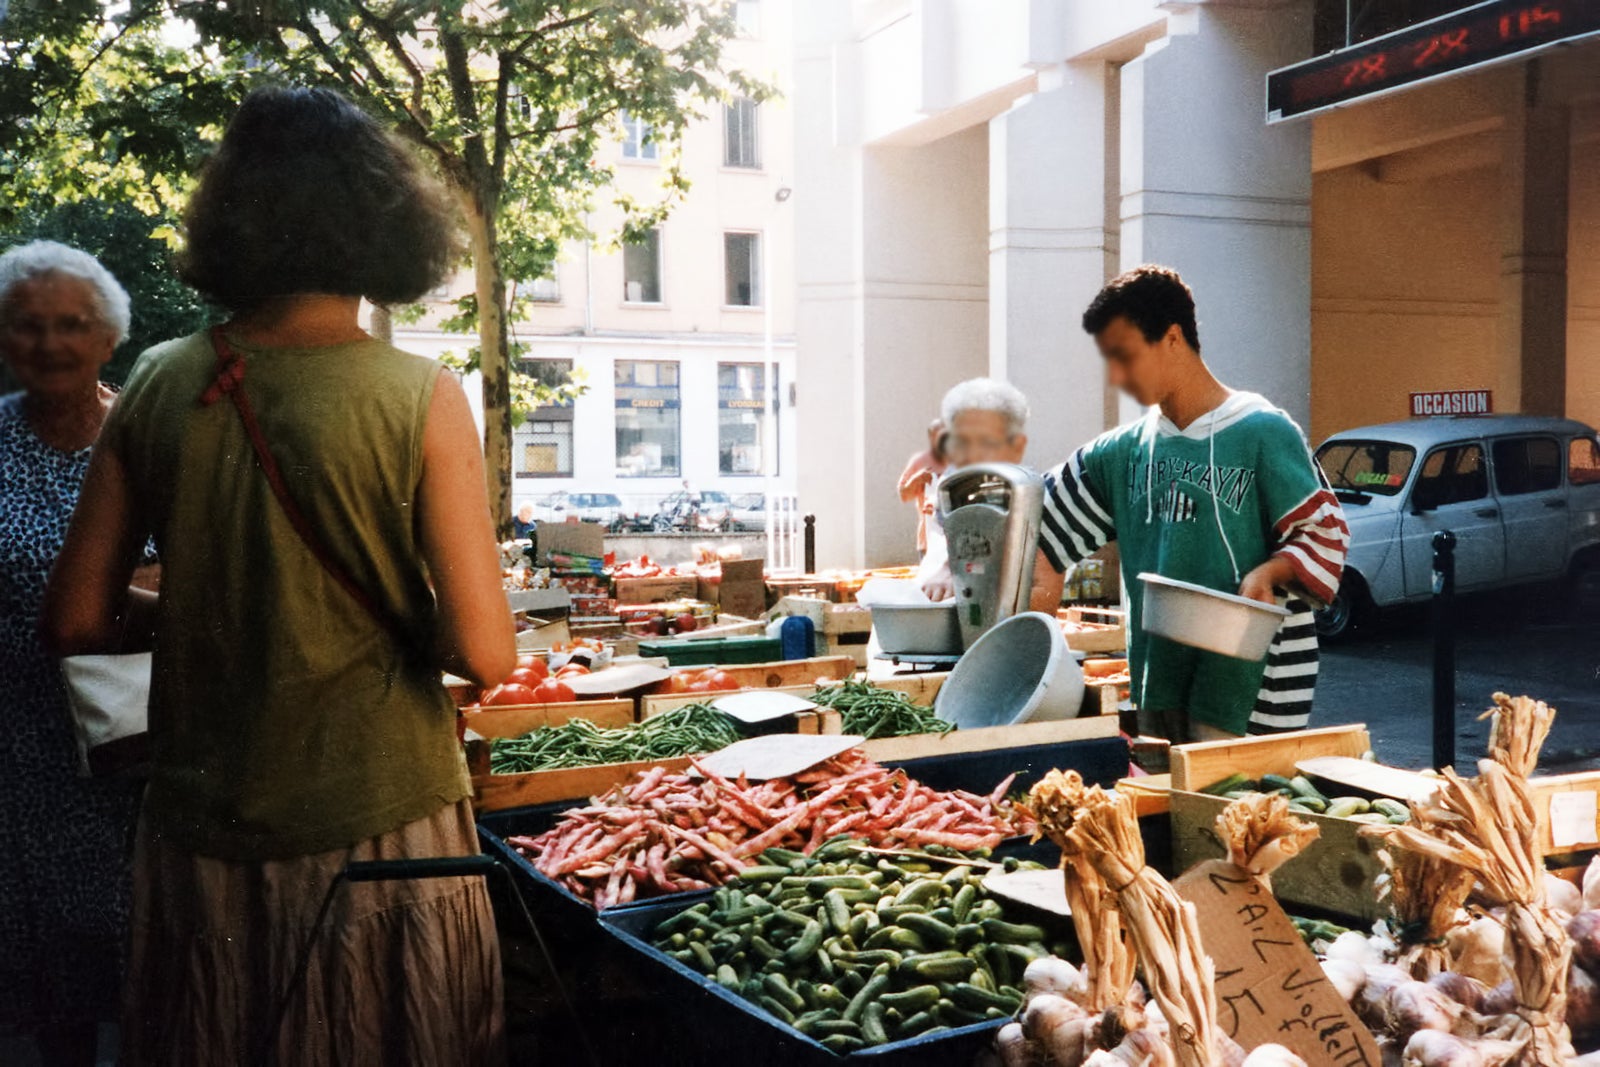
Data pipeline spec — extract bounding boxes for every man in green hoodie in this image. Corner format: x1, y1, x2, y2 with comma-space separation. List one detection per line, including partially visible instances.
1030, 266, 1348, 742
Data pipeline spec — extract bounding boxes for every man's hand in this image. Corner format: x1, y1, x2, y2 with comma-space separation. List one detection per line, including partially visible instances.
921, 566, 954, 602
1238, 557, 1295, 605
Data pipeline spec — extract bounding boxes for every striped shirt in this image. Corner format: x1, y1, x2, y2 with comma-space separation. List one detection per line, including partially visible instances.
1040, 393, 1349, 734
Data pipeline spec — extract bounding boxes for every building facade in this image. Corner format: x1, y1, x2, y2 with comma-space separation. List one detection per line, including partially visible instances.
394, 0, 797, 519
795, 0, 1600, 570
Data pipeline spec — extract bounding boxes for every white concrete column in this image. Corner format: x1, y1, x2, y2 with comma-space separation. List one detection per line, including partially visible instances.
1498, 65, 1569, 417
989, 61, 1119, 467
1119, 1, 1314, 427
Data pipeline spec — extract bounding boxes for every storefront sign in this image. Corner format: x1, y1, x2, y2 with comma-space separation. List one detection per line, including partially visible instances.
1410, 389, 1492, 417
1268, 1, 1600, 122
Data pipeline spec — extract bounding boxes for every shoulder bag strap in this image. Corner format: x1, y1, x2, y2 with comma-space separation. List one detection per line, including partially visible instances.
201, 325, 418, 653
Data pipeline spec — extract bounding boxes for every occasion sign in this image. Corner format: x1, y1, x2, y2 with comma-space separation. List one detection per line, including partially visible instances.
1410, 390, 1492, 417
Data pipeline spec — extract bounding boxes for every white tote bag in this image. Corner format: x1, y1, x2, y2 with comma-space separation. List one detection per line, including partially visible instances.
60, 652, 151, 777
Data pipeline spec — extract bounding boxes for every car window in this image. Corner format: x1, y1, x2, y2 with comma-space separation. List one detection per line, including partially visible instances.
1413, 444, 1487, 509
1316, 440, 1415, 496
1492, 437, 1562, 496
1571, 438, 1600, 487
600, 495, 622, 507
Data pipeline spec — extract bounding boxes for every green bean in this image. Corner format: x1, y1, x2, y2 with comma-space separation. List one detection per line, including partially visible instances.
807, 681, 955, 740
487, 703, 743, 773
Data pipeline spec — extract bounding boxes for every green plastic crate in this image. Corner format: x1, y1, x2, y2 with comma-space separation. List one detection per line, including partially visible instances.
637, 636, 782, 667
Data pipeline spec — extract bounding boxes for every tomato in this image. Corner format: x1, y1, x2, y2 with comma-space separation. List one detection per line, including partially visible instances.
515, 655, 550, 679
483, 683, 538, 707
504, 667, 545, 689
532, 679, 576, 704
687, 680, 715, 693
666, 672, 693, 695
705, 670, 739, 692
675, 613, 699, 633
556, 664, 590, 679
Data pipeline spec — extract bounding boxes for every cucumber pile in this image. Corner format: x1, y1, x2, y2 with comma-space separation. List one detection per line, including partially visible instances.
650, 838, 1068, 1053
1199, 772, 1411, 824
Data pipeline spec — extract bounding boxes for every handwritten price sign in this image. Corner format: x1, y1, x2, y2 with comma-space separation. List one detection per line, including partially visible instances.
1174, 859, 1381, 1065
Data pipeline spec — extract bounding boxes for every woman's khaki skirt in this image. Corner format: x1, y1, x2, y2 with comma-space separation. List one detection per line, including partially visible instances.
121, 799, 504, 1066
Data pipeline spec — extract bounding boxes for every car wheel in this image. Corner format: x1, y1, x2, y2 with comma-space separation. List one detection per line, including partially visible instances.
1571, 561, 1600, 619
1314, 574, 1368, 642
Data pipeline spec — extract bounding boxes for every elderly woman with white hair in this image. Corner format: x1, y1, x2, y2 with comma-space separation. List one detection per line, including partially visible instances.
919, 377, 1030, 600
0, 240, 140, 1065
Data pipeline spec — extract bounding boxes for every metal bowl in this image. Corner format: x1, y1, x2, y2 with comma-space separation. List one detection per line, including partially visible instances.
869, 602, 963, 656
933, 612, 1083, 729
1137, 573, 1290, 661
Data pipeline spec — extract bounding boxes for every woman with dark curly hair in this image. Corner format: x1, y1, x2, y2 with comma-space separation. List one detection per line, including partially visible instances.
43, 86, 515, 1066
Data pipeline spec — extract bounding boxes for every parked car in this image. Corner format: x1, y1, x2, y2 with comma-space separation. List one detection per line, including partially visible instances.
653, 490, 735, 532
1313, 414, 1600, 638
727, 493, 767, 532
524, 492, 626, 528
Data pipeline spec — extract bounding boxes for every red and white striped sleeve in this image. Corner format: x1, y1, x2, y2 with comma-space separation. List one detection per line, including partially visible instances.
1269, 484, 1349, 608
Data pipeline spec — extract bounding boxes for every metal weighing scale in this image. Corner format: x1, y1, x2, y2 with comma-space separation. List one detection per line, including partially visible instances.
938, 462, 1045, 649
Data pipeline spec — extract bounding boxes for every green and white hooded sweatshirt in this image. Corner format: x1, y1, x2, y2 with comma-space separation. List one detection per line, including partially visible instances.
1039, 392, 1349, 736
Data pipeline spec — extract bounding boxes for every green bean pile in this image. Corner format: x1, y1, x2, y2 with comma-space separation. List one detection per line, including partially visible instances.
489, 703, 743, 774
807, 681, 955, 740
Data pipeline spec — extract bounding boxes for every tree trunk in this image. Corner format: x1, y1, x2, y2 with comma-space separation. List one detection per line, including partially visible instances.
463, 193, 514, 536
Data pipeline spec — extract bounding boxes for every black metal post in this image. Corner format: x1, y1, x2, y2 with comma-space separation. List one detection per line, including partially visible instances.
1431, 529, 1457, 771
803, 514, 816, 574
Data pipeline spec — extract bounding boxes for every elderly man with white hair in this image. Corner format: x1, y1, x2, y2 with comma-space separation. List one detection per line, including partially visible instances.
917, 377, 1030, 600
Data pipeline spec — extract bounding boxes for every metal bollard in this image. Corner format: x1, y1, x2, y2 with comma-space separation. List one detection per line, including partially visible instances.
1431, 529, 1457, 772
803, 514, 816, 574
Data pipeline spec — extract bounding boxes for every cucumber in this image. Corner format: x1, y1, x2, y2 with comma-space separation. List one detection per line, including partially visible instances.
823, 890, 852, 936
899, 913, 958, 948
860, 1003, 890, 1045
1289, 796, 1327, 814
1288, 775, 1327, 802
1372, 799, 1410, 822
1347, 812, 1390, 825
880, 984, 942, 1015
763, 972, 806, 1013
756, 993, 796, 1025
782, 920, 825, 966
894, 1010, 939, 1038
1202, 772, 1253, 796
950, 883, 978, 924
820, 1034, 866, 1054
980, 918, 1048, 945
895, 879, 946, 908
948, 982, 1022, 1013
1324, 797, 1371, 819
905, 955, 978, 983
844, 968, 892, 1022
1260, 773, 1296, 792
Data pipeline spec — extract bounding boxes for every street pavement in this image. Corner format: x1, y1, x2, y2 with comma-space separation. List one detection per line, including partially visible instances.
1313, 585, 1600, 773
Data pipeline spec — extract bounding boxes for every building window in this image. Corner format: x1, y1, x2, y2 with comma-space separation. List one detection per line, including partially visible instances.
623, 229, 662, 304
615, 360, 680, 477
735, 0, 760, 36
620, 110, 657, 161
718, 362, 766, 475
515, 359, 575, 478
524, 273, 561, 304
724, 97, 760, 169
724, 232, 761, 307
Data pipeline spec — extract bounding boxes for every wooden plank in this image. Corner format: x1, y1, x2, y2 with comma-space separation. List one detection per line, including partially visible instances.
463, 699, 634, 739
472, 707, 834, 812
563, 663, 673, 698
712, 656, 857, 689
861, 714, 1119, 763
856, 673, 948, 705
1295, 755, 1440, 803
1169, 724, 1372, 793
1058, 605, 1128, 654
1116, 774, 1172, 817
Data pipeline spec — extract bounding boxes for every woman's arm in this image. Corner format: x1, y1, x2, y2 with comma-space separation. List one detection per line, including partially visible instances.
417, 370, 517, 687
42, 446, 156, 656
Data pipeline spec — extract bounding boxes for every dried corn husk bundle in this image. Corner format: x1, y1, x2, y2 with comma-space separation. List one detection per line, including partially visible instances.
1064, 786, 1221, 1067
1214, 792, 1320, 883
1483, 692, 1554, 779
1366, 694, 1572, 1066
1031, 769, 1138, 1011
1377, 845, 1476, 979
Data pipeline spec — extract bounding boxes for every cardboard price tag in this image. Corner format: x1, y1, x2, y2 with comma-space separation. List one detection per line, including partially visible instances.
1174, 859, 1381, 1065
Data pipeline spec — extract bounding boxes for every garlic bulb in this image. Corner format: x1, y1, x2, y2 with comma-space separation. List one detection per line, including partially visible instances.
1025, 957, 1090, 1007
1544, 871, 1583, 918
1322, 958, 1367, 1003
1424, 971, 1488, 1013
1583, 856, 1600, 912
1326, 929, 1385, 968
1400, 1030, 1521, 1067
1444, 915, 1509, 987
996, 1021, 1044, 1067
1383, 980, 1464, 1040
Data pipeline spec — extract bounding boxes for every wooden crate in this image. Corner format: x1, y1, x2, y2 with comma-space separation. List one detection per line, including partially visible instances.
642, 684, 817, 719
1116, 773, 1172, 817
612, 575, 700, 603
470, 706, 839, 812
637, 656, 857, 718
1169, 725, 1387, 921
1528, 770, 1600, 857
463, 699, 634, 738
1057, 605, 1127, 654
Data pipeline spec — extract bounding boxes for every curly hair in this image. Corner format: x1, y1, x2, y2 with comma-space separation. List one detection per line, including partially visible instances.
1082, 265, 1201, 352
180, 86, 460, 313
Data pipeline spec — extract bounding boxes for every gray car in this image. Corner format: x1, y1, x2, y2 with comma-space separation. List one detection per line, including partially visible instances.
1313, 414, 1600, 638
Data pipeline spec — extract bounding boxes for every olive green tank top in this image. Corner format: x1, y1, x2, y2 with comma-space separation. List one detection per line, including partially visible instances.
103, 330, 469, 860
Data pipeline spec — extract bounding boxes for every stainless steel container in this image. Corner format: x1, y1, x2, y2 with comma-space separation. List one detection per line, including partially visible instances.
938, 463, 1045, 649
1137, 573, 1290, 661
